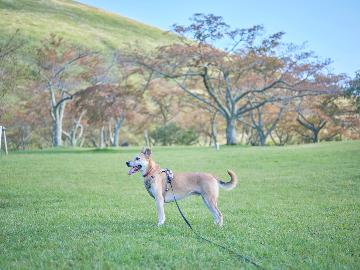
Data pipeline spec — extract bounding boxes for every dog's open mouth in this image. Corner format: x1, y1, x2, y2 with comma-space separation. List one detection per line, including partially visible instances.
128, 165, 142, 175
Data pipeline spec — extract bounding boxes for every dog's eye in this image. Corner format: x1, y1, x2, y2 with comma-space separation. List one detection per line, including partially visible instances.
135, 157, 140, 161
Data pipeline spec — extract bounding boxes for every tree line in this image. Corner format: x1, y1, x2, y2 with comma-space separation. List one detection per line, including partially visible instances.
0, 14, 359, 149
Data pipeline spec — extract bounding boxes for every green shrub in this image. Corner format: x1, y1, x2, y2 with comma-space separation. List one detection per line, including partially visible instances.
150, 123, 198, 145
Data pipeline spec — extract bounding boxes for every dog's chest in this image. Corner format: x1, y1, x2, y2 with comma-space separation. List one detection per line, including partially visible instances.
144, 178, 156, 199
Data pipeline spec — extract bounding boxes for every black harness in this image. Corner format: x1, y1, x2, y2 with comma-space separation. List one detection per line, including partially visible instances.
161, 168, 174, 191
144, 168, 174, 198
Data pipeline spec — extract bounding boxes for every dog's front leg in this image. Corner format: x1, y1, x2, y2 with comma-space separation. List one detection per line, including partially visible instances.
155, 194, 165, 226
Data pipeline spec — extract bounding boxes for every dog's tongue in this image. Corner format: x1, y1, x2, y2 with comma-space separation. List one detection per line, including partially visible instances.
128, 167, 137, 175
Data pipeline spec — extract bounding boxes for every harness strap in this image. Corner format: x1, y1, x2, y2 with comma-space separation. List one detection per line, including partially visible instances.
161, 168, 173, 192
161, 168, 174, 183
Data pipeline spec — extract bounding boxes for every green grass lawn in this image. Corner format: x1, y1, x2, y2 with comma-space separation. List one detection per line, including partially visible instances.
0, 142, 359, 269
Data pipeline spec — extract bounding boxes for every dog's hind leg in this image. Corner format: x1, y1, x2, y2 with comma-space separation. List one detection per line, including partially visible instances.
213, 202, 223, 226
202, 195, 223, 226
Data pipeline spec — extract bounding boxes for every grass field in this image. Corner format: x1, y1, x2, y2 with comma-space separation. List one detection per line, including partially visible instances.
0, 142, 359, 269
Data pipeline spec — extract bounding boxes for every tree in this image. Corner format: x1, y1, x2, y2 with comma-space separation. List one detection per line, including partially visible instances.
340, 73, 360, 139
0, 30, 24, 118
145, 80, 187, 125
346, 71, 360, 113
270, 110, 298, 146
5, 84, 51, 149
62, 109, 86, 147
295, 95, 342, 143
190, 103, 220, 147
296, 112, 327, 143
239, 101, 287, 146
75, 82, 142, 148
129, 14, 334, 145
208, 110, 219, 147
35, 34, 96, 147
108, 57, 151, 147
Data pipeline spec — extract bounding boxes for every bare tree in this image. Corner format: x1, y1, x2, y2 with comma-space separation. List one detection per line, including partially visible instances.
75, 80, 143, 148
270, 128, 291, 146
128, 14, 335, 144
63, 110, 86, 147
295, 96, 342, 143
35, 34, 96, 147
240, 101, 287, 146
296, 112, 326, 143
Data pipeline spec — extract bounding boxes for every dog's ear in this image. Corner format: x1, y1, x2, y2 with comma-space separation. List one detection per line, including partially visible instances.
142, 147, 152, 157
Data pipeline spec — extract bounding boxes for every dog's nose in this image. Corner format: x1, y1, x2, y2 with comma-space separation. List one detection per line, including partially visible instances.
126, 161, 130, 166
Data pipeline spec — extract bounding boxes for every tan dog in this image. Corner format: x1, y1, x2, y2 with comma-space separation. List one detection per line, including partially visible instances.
126, 148, 237, 226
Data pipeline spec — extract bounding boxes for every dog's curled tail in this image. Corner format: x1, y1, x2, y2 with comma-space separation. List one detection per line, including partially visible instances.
218, 170, 238, 191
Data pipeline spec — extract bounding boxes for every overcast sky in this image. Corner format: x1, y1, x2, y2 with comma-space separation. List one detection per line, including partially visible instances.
78, 0, 359, 77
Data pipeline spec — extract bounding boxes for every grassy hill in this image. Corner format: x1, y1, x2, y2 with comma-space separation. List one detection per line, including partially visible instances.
0, 141, 359, 269
0, 0, 176, 50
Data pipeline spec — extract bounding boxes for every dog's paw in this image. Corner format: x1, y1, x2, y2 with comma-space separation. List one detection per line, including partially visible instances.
157, 220, 165, 226
215, 220, 223, 227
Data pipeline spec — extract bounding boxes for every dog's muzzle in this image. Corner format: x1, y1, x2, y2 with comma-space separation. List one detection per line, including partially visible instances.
126, 161, 142, 175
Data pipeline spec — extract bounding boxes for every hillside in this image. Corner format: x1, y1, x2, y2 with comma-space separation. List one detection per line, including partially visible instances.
0, 0, 177, 50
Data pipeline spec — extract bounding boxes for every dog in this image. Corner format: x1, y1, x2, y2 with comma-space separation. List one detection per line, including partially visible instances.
126, 148, 237, 226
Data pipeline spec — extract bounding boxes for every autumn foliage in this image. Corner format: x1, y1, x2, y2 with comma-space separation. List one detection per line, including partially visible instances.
1, 15, 359, 149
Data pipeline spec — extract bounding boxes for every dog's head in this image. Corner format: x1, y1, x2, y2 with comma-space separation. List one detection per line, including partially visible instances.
126, 148, 152, 175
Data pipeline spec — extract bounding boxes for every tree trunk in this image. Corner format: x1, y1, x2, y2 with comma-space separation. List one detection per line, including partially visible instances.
70, 125, 83, 147
210, 124, 217, 147
144, 130, 150, 147
226, 117, 237, 145
240, 128, 246, 145
62, 111, 84, 147
258, 129, 266, 146
99, 126, 105, 148
52, 114, 63, 147
79, 136, 85, 148
51, 96, 66, 147
112, 118, 122, 147
312, 130, 319, 143
297, 114, 326, 144
270, 129, 290, 146
210, 113, 218, 147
